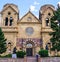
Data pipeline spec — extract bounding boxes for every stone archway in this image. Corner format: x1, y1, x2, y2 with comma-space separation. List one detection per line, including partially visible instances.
26, 41, 35, 56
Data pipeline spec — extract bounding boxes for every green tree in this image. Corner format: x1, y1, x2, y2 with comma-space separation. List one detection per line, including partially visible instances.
50, 6, 60, 53
0, 27, 7, 54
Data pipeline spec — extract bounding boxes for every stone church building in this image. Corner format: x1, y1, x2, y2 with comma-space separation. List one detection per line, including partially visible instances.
0, 4, 55, 56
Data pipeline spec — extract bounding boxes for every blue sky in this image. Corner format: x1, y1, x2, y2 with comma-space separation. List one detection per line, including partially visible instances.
0, 0, 60, 18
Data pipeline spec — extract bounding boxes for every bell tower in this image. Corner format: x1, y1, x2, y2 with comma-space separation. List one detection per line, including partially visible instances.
0, 4, 19, 54
39, 4, 55, 49
39, 4, 55, 28
1, 4, 19, 26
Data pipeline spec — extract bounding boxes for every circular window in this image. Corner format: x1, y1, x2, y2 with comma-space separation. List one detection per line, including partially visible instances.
26, 27, 34, 35
27, 17, 32, 21
8, 12, 11, 15
48, 13, 51, 16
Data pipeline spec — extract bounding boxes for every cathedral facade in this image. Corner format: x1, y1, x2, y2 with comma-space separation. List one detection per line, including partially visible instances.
0, 4, 55, 56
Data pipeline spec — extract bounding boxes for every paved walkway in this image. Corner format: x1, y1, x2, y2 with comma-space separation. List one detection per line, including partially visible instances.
27, 57, 36, 62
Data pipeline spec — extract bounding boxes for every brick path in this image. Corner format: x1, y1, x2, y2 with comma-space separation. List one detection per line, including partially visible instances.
41, 57, 60, 62
0, 57, 60, 62
27, 57, 36, 62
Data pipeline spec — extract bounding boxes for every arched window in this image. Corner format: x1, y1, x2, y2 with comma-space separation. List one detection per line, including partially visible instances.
45, 43, 51, 50
26, 43, 33, 48
8, 42, 11, 53
8, 42, 11, 45
5, 17, 8, 26
9, 17, 13, 26
45, 44, 48, 50
46, 18, 49, 26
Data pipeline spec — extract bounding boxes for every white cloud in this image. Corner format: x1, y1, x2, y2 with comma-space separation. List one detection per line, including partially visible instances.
58, 2, 60, 4
30, 5, 35, 11
29, 1, 39, 12
30, 5, 38, 12
34, 1, 40, 5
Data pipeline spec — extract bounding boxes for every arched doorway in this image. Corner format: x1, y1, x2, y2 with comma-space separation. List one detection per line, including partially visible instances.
26, 43, 34, 56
